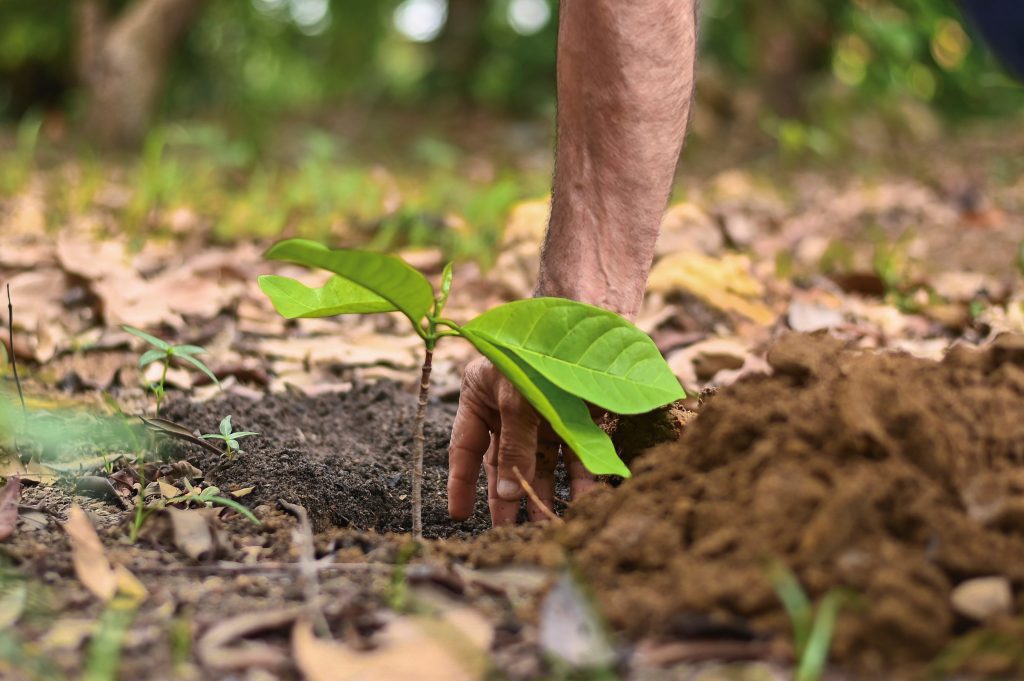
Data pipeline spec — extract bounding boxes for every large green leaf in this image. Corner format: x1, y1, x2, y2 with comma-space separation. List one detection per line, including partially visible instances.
258, 274, 396, 318
464, 298, 684, 414
460, 328, 630, 478
264, 239, 433, 327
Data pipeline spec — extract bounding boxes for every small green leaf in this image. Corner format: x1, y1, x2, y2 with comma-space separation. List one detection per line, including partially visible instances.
176, 353, 219, 385
228, 440, 240, 451
137, 348, 166, 369
219, 415, 232, 436
199, 434, 225, 441
264, 239, 434, 328
461, 328, 630, 477
122, 325, 170, 351
230, 431, 259, 438
465, 298, 685, 415
770, 561, 813, 655
172, 345, 207, 357
437, 262, 454, 311
258, 274, 396, 318
204, 495, 260, 524
797, 590, 850, 681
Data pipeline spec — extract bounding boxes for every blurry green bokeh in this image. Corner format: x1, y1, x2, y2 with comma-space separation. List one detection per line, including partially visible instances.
1, 0, 1020, 127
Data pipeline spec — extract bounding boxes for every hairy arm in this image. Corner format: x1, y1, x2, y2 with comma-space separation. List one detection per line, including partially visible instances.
449, 0, 699, 525
538, 0, 698, 318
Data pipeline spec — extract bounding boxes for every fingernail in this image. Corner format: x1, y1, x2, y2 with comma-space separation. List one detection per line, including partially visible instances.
497, 478, 520, 499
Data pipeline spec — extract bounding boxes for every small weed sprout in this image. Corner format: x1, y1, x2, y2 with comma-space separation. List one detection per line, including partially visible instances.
122, 325, 219, 414
770, 561, 856, 681
129, 480, 259, 543
200, 415, 258, 459
259, 239, 686, 538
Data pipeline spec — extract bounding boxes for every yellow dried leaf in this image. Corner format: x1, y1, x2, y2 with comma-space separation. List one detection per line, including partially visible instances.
64, 504, 117, 602
230, 486, 255, 498
501, 198, 550, 247
158, 479, 182, 498
648, 252, 776, 325
292, 612, 488, 681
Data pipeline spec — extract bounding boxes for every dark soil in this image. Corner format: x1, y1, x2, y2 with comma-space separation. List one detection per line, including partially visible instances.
164, 382, 491, 538
7, 333, 1024, 680
558, 332, 1024, 678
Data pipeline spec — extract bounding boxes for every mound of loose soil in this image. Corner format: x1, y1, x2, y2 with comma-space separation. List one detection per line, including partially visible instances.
164, 382, 489, 537
561, 333, 1024, 676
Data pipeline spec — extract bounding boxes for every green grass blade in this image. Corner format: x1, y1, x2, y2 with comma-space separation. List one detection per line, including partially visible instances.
796, 590, 848, 681
121, 325, 170, 351
769, 561, 813, 656
264, 239, 434, 327
204, 495, 260, 524
84, 598, 137, 681
465, 298, 684, 414
461, 328, 630, 477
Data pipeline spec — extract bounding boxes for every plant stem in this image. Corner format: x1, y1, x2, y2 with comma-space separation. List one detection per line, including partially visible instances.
6, 285, 26, 418
411, 347, 433, 540
156, 359, 169, 415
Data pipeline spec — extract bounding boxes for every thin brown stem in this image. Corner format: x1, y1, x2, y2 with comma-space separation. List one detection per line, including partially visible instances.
411, 348, 433, 539
512, 465, 563, 524
6, 285, 25, 416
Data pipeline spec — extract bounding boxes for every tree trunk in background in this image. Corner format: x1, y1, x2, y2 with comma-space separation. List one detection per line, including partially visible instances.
429, 0, 488, 103
747, 0, 836, 119
76, 0, 206, 147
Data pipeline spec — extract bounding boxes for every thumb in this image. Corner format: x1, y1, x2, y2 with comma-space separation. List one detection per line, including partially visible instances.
495, 388, 540, 501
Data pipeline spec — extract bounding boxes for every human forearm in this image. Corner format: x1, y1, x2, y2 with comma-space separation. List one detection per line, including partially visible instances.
536, 0, 698, 320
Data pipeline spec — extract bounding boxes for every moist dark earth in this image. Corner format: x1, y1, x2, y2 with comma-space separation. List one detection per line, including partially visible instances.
5, 332, 1024, 680
165, 382, 492, 538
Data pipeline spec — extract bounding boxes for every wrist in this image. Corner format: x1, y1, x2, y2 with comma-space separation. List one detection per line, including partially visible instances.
535, 268, 645, 321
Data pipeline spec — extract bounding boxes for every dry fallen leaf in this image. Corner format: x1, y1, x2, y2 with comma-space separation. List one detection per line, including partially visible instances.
64, 504, 118, 601
292, 611, 489, 681
166, 507, 216, 561
648, 252, 776, 325
0, 476, 21, 541
538, 572, 616, 669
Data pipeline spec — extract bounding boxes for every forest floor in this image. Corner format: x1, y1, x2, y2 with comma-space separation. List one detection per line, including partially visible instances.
1, 119, 1024, 680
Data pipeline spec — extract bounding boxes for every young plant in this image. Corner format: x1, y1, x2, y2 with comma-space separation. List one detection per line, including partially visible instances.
258, 239, 686, 538
770, 562, 856, 681
129, 480, 259, 543
200, 415, 258, 459
122, 325, 219, 414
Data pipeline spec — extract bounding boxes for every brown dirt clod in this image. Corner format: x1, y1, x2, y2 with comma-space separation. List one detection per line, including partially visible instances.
561, 332, 1024, 676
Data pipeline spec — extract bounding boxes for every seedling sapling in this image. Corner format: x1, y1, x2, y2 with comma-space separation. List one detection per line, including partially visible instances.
123, 325, 219, 414
200, 415, 258, 459
258, 239, 686, 538
770, 561, 857, 681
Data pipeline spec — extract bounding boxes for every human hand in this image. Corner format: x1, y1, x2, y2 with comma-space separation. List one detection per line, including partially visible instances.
447, 356, 600, 526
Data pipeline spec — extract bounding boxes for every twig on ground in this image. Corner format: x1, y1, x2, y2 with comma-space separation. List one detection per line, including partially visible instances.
6, 284, 25, 417
512, 465, 562, 524
278, 499, 329, 636
196, 605, 306, 671
411, 348, 433, 540
131, 560, 395, 576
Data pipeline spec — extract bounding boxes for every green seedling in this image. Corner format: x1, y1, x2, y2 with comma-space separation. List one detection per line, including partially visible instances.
258, 239, 685, 538
129, 481, 259, 543
200, 415, 258, 459
770, 562, 855, 681
122, 325, 219, 414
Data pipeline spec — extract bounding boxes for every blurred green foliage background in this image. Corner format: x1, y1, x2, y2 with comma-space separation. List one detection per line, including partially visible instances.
0, 0, 1020, 260
1, 0, 1020, 129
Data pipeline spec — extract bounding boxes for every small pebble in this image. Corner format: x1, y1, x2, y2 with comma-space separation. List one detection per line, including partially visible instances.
951, 576, 1012, 621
